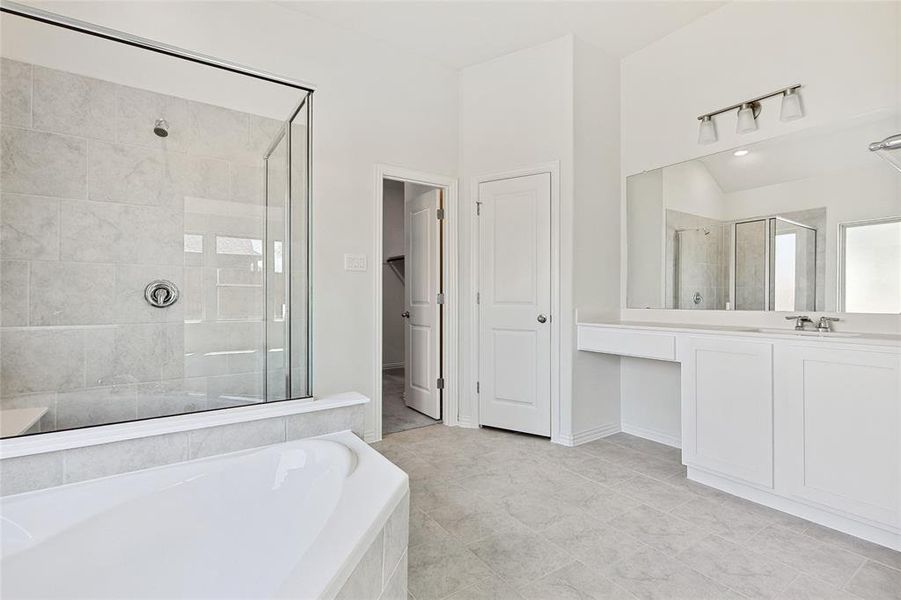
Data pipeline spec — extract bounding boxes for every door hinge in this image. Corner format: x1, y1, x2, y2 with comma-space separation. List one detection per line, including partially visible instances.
436, 207, 445, 220
437, 292, 445, 305
437, 377, 445, 390
476, 292, 480, 304
476, 381, 480, 394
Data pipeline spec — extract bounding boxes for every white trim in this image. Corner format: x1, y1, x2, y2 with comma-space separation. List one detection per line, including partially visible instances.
621, 422, 682, 449
689, 467, 901, 551
469, 162, 562, 442
0, 392, 369, 460
372, 165, 459, 442
555, 422, 619, 447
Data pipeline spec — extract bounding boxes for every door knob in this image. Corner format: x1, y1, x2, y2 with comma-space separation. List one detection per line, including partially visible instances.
537, 314, 547, 323
401, 311, 410, 318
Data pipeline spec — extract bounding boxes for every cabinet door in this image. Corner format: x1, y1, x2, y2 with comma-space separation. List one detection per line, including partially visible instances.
680, 336, 774, 488
774, 345, 900, 527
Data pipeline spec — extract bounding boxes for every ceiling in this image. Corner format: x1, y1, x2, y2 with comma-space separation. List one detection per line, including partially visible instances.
274, 1, 725, 69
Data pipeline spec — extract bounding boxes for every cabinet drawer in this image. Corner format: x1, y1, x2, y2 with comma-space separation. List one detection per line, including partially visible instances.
577, 326, 676, 361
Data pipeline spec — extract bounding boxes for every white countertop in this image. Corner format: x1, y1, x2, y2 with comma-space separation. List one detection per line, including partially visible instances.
578, 320, 901, 347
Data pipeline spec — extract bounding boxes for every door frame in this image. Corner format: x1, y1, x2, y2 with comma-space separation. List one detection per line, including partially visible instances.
371, 164, 459, 442
469, 162, 562, 443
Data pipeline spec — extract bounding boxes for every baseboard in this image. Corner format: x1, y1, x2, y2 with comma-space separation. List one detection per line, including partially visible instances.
382, 362, 405, 370
555, 423, 620, 447
621, 423, 682, 449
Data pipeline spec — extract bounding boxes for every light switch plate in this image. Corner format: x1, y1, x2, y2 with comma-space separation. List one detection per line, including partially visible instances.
344, 253, 367, 272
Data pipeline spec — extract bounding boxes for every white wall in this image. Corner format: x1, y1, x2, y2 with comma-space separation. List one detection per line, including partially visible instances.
26, 1, 460, 439
381, 180, 405, 368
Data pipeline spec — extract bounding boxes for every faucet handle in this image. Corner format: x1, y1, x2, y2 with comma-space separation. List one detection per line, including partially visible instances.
785, 315, 812, 330
816, 316, 840, 332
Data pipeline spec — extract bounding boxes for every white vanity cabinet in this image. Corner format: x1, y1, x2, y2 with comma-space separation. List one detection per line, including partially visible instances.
774, 344, 900, 529
679, 336, 774, 489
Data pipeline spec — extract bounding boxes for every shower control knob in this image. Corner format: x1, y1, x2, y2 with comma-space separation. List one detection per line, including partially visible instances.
144, 280, 179, 308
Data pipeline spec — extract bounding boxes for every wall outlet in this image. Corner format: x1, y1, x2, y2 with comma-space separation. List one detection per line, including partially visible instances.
344, 253, 367, 272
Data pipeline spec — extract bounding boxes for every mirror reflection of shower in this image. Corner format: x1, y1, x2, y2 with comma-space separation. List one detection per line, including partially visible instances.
869, 132, 901, 173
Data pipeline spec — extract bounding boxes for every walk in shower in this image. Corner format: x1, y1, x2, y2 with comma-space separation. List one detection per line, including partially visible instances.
0, 3, 312, 437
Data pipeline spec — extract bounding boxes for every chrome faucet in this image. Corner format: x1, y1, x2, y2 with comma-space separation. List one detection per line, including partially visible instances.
785, 315, 812, 330
816, 316, 840, 333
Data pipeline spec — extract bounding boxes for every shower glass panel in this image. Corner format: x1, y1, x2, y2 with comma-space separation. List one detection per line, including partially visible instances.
0, 5, 312, 437
733, 220, 768, 310
769, 218, 817, 312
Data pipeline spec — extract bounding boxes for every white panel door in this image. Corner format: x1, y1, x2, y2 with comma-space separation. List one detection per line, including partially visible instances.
404, 187, 441, 419
478, 173, 551, 436
680, 336, 774, 488
774, 345, 900, 526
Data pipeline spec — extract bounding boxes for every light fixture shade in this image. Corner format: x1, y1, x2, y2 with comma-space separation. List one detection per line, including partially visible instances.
736, 104, 758, 133
698, 116, 717, 144
780, 88, 804, 121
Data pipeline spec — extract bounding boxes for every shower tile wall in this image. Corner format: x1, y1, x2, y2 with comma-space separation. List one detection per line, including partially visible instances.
665, 209, 726, 310
0, 58, 282, 433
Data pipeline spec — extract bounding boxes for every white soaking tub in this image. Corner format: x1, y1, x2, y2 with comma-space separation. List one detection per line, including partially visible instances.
0, 431, 409, 599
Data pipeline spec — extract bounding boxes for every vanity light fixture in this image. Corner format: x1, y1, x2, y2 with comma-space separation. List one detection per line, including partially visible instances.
697, 84, 803, 144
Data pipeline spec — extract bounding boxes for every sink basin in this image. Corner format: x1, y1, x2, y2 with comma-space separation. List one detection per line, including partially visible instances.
753, 328, 860, 338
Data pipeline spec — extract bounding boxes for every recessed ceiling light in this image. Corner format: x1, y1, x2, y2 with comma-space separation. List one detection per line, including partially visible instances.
733, 149, 749, 157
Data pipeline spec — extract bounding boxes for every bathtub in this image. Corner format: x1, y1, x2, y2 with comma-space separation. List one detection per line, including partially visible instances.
0, 431, 409, 599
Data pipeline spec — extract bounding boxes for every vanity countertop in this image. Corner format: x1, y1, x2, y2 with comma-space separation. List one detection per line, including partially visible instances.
578, 320, 901, 347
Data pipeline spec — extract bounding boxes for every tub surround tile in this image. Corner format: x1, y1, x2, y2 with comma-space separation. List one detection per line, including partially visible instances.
0, 194, 60, 260
0, 451, 64, 496
285, 404, 365, 439
63, 432, 189, 483
336, 530, 384, 600
0, 328, 85, 394
1, 59, 32, 127
0, 260, 29, 326
380, 552, 408, 600
32, 67, 116, 141
187, 417, 285, 459
1, 127, 86, 198
383, 492, 411, 587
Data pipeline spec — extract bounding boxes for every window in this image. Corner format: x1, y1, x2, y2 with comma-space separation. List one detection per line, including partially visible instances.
841, 218, 901, 313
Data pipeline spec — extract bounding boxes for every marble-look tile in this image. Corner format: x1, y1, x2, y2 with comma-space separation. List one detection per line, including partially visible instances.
285, 404, 365, 439
60, 199, 183, 265
676, 534, 798, 599
0, 328, 85, 394
427, 486, 523, 545
29, 261, 116, 326
33, 67, 116, 141
116, 85, 188, 151
541, 513, 647, 567
408, 535, 493, 600
0, 451, 64, 495
184, 100, 252, 161
383, 492, 410, 587
521, 562, 636, 600
84, 323, 183, 386
774, 575, 859, 600
608, 505, 707, 556
87, 140, 180, 208
498, 490, 586, 531
206, 372, 264, 404
1, 193, 60, 260
567, 456, 640, 487
230, 163, 265, 204
552, 479, 643, 522
248, 115, 283, 157
0, 392, 57, 432
613, 474, 697, 512
1, 127, 86, 198
187, 418, 285, 459
467, 527, 571, 585
1, 58, 31, 126
410, 506, 451, 548
605, 433, 682, 463
336, 529, 383, 599
604, 546, 741, 600
581, 440, 682, 480
112, 264, 184, 325
670, 496, 773, 543
63, 432, 188, 483
803, 523, 901, 570
743, 525, 865, 589
445, 575, 525, 600
380, 552, 408, 600
56, 385, 138, 430
0, 260, 28, 326
135, 379, 207, 419
845, 561, 901, 600
176, 155, 230, 201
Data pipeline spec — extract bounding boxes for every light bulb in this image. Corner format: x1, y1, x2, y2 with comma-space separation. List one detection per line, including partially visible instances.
736, 103, 758, 134
780, 88, 804, 121
698, 116, 717, 145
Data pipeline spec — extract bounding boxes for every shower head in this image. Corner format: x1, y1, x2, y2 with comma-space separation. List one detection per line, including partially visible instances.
868, 133, 901, 152
153, 118, 169, 138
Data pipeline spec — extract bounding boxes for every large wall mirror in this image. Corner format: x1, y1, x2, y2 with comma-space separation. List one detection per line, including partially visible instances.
626, 112, 901, 314
0, 8, 312, 438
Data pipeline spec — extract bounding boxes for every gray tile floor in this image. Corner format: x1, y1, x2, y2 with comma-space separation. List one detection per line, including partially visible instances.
372, 425, 901, 600
382, 368, 440, 435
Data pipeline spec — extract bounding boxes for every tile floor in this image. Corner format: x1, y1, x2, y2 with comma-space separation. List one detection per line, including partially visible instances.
382, 367, 440, 435
372, 425, 901, 600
